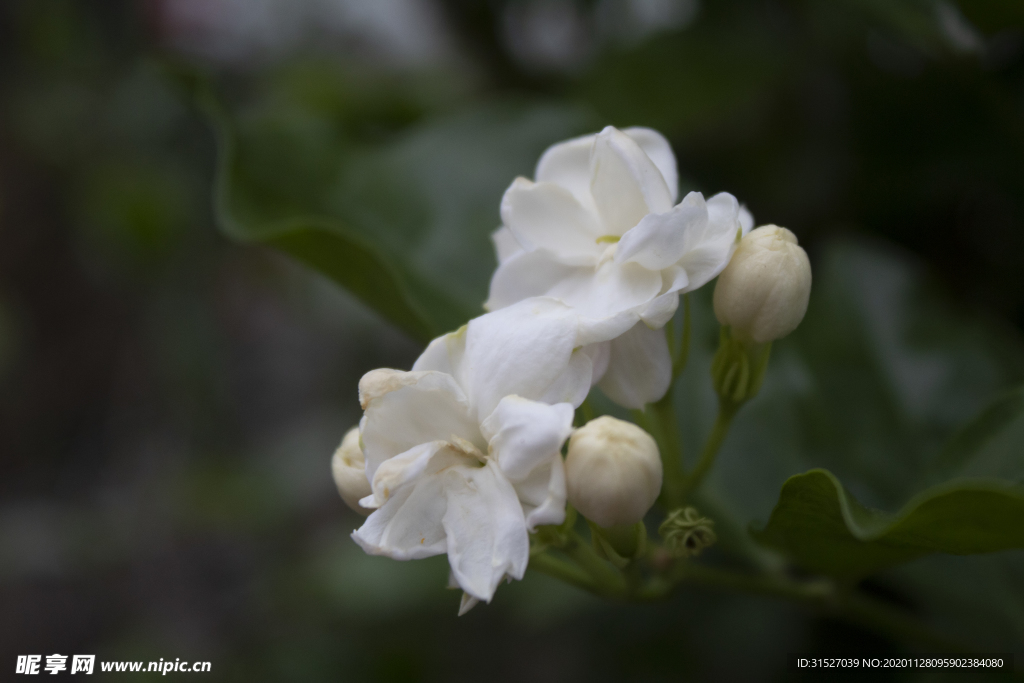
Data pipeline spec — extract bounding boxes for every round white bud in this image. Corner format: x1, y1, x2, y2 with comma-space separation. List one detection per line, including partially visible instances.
331, 427, 373, 516
713, 225, 812, 343
565, 416, 662, 528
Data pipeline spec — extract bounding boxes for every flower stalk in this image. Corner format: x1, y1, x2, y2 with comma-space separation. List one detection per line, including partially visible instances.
647, 296, 692, 510
680, 397, 739, 500
651, 394, 686, 509
530, 535, 967, 653
671, 293, 692, 379
527, 551, 598, 594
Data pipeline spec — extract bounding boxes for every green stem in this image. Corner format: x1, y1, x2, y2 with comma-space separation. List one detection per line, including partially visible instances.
651, 392, 685, 509
580, 398, 595, 422
672, 293, 691, 378
528, 552, 599, 593
537, 538, 966, 652
630, 408, 653, 436
638, 562, 825, 602
649, 293, 692, 508
681, 398, 737, 499
664, 313, 676, 365
564, 531, 627, 598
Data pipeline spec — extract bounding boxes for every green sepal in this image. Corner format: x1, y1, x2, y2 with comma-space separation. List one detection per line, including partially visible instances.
589, 521, 647, 567
710, 326, 771, 405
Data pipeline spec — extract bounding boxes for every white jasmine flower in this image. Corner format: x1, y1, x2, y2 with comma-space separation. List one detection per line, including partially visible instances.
351, 298, 593, 608
486, 126, 752, 407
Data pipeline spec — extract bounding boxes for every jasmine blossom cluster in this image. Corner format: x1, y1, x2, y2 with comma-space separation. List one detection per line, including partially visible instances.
333, 126, 811, 612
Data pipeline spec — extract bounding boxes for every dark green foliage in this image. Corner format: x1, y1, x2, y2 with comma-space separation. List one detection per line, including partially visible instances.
753, 469, 1024, 579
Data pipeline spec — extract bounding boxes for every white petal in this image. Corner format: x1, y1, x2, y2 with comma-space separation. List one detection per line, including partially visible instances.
358, 370, 479, 481
412, 326, 466, 376
443, 460, 530, 602
615, 193, 708, 271
574, 309, 643, 347
636, 266, 688, 328
458, 298, 591, 419
598, 322, 672, 409
548, 258, 663, 322
535, 131, 599, 213
638, 290, 680, 329
368, 440, 466, 505
487, 249, 661, 340
512, 455, 567, 530
582, 341, 611, 385
590, 126, 673, 235
358, 367, 414, 410
480, 396, 574, 481
535, 128, 678, 213
491, 226, 524, 265
500, 178, 601, 265
351, 442, 463, 560
485, 250, 581, 312
707, 192, 741, 236
660, 264, 691, 293
537, 347, 595, 408
676, 191, 743, 292
623, 127, 678, 203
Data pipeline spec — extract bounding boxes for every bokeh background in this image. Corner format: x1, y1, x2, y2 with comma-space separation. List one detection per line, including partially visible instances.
2, 1, 1023, 681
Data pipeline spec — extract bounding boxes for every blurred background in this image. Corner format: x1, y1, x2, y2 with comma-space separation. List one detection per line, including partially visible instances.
1, 0, 1023, 680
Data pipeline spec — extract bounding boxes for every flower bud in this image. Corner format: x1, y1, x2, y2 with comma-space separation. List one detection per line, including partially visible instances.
565, 416, 662, 528
331, 427, 373, 516
713, 225, 811, 343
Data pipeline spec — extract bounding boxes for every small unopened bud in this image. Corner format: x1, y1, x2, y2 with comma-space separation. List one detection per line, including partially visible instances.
713, 225, 811, 343
331, 427, 372, 516
565, 416, 662, 528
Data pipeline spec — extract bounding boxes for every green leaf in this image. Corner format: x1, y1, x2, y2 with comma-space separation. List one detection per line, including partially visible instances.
932, 385, 1024, 484
258, 220, 438, 343
203, 75, 596, 342
751, 468, 1024, 580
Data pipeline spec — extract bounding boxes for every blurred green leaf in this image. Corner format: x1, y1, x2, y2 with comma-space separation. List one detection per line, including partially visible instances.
207, 79, 596, 342
933, 385, 1024, 483
751, 468, 1024, 580
208, 98, 435, 342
